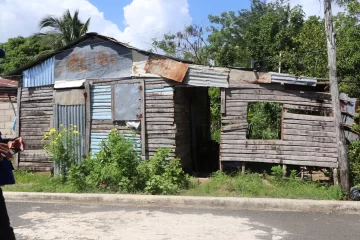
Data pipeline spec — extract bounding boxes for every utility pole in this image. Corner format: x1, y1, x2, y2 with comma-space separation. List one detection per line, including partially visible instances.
324, 0, 349, 192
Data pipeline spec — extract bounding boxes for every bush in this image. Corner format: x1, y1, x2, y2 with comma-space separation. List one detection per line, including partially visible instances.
68, 129, 190, 195
43, 124, 80, 183
137, 149, 191, 195
69, 129, 140, 192
348, 140, 360, 186
271, 165, 285, 182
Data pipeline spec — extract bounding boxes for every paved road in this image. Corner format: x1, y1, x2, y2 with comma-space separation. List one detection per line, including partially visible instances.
5, 201, 360, 240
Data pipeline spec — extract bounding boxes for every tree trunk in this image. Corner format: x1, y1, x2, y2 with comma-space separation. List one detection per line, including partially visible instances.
324, 0, 350, 193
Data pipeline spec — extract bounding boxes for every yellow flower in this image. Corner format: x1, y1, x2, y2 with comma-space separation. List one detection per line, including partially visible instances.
42, 135, 49, 140
52, 141, 57, 145
60, 124, 64, 127
58, 133, 62, 137
73, 125, 77, 128
49, 128, 56, 134
73, 130, 79, 134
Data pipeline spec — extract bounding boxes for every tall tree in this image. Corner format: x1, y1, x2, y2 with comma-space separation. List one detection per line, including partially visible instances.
38, 9, 91, 48
324, 0, 350, 192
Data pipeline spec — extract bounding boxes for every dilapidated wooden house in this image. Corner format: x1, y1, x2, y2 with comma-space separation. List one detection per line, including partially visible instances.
8, 33, 341, 177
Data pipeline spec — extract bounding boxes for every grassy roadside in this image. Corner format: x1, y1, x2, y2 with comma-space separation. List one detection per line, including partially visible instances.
3, 170, 343, 200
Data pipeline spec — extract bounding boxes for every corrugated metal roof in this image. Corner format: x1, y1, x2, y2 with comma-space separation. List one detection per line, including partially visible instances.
23, 57, 55, 87
183, 65, 229, 88
271, 73, 317, 86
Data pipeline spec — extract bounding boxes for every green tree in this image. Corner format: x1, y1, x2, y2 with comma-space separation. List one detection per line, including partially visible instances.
207, 0, 304, 70
37, 9, 91, 48
0, 36, 53, 74
152, 25, 209, 64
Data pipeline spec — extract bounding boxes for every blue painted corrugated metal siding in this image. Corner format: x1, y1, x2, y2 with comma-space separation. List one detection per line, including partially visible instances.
90, 85, 112, 120
90, 132, 141, 155
23, 57, 55, 87
54, 104, 86, 163
145, 87, 174, 93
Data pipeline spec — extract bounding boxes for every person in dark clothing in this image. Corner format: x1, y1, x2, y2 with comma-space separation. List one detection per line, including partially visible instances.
0, 136, 25, 240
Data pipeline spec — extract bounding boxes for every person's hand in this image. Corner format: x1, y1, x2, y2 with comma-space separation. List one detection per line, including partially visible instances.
0, 143, 11, 160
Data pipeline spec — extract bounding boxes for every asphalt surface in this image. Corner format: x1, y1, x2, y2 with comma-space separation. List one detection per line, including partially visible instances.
5, 201, 360, 240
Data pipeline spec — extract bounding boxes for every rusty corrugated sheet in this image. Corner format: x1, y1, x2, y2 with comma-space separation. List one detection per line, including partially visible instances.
0, 78, 18, 88
183, 65, 229, 88
144, 57, 189, 82
54, 38, 133, 81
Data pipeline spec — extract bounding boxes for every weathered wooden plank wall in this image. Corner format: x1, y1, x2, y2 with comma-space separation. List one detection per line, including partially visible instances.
144, 78, 177, 158
173, 87, 192, 169
19, 86, 54, 171
221, 83, 338, 168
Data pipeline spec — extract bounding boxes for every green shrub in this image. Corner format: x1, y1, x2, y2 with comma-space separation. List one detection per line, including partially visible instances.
69, 129, 140, 192
137, 149, 191, 195
348, 140, 360, 186
43, 124, 80, 183
69, 130, 190, 195
271, 165, 285, 182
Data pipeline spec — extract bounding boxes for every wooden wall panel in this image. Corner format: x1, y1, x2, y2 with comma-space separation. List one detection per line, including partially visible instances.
19, 87, 54, 171
220, 85, 338, 168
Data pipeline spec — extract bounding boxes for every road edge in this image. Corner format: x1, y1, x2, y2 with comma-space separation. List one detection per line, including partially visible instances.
4, 192, 360, 214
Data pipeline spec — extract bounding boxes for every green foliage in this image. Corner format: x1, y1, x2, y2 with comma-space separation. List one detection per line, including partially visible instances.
37, 9, 91, 48
0, 36, 53, 74
43, 125, 80, 183
152, 24, 209, 64
271, 165, 285, 181
137, 149, 191, 195
208, 88, 221, 143
347, 140, 360, 186
207, 0, 304, 70
68, 129, 190, 195
183, 171, 342, 200
247, 102, 282, 139
69, 129, 140, 192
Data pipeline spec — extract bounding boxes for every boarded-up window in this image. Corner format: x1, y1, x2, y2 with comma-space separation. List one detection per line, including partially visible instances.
112, 83, 141, 121
247, 102, 282, 139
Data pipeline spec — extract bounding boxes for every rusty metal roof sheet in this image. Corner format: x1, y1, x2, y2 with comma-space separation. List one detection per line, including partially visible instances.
0, 78, 18, 88
144, 57, 189, 82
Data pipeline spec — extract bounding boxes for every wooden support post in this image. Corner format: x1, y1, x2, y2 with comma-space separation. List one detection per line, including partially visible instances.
85, 81, 91, 157
282, 164, 287, 177
140, 79, 146, 157
333, 168, 339, 185
14, 84, 22, 170
221, 88, 226, 114
300, 168, 304, 180
219, 160, 223, 172
324, 0, 349, 192
241, 162, 246, 175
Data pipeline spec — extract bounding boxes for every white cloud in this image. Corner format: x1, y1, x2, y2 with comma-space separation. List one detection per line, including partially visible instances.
287, 0, 345, 17
0, 0, 192, 50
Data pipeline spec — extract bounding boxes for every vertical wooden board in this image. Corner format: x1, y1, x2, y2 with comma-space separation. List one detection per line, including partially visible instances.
15, 85, 22, 169
85, 81, 91, 156
221, 88, 226, 114
141, 79, 146, 156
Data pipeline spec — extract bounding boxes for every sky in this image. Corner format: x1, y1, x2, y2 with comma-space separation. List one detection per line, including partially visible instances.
0, 0, 344, 50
